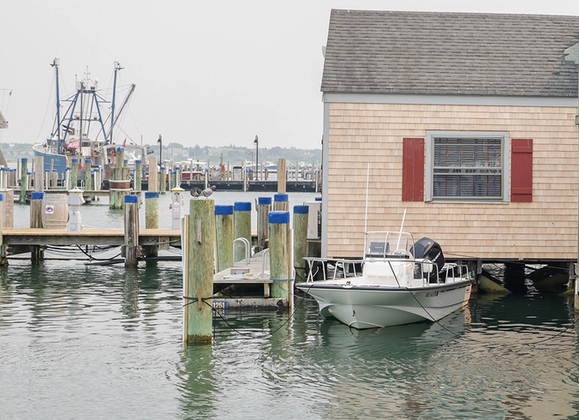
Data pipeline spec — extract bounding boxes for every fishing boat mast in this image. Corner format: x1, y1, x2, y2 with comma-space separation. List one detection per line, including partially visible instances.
51, 58, 62, 153
110, 61, 123, 144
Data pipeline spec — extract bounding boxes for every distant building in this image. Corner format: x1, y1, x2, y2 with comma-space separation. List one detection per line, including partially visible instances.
321, 10, 579, 265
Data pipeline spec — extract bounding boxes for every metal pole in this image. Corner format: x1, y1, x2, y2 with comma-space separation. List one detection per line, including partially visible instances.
158, 134, 163, 167
256, 136, 259, 181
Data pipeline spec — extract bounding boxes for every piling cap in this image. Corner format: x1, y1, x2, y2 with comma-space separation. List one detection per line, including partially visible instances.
135, 159, 142, 164
31, 192, 45, 200
124, 195, 139, 203
72, 158, 79, 163
269, 211, 290, 224
85, 159, 92, 163
294, 205, 309, 214
274, 193, 288, 202
234, 202, 251, 212
117, 147, 124, 152
145, 191, 159, 198
0, 193, 4, 201
21, 158, 28, 162
258, 197, 272, 205
215, 205, 234, 215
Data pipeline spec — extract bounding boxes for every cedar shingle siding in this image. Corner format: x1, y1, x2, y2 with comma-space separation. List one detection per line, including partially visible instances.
321, 10, 579, 261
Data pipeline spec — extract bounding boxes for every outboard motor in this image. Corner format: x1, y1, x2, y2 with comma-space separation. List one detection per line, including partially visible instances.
412, 237, 445, 282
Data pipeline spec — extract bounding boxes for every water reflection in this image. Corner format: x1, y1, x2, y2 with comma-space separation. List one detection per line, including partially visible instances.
2, 257, 579, 419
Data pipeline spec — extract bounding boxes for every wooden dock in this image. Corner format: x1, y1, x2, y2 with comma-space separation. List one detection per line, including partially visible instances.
212, 250, 287, 308
1, 227, 181, 248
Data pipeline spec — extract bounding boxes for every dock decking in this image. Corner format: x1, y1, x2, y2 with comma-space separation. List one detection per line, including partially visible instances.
1, 227, 181, 247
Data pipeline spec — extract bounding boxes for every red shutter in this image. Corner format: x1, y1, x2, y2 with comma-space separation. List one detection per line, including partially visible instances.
402, 138, 424, 201
511, 139, 533, 202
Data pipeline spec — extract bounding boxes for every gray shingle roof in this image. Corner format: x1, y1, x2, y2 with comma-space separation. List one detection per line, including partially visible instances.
321, 10, 579, 97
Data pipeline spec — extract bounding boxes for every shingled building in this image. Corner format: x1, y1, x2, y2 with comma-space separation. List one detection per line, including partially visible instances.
320, 10, 579, 272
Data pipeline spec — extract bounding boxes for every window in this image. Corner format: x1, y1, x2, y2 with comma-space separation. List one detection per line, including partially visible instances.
425, 131, 509, 203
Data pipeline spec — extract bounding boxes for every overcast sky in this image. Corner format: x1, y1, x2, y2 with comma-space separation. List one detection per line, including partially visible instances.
2, 1, 579, 150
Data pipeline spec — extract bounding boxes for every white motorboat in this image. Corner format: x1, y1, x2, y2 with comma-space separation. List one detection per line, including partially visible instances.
296, 231, 473, 329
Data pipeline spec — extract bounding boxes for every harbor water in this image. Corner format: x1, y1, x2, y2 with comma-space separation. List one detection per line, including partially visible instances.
1, 192, 579, 419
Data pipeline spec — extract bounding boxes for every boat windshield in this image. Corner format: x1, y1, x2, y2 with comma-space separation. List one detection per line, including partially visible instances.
364, 231, 415, 259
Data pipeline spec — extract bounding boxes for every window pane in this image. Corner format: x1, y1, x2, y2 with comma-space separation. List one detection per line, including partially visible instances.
433, 137, 502, 199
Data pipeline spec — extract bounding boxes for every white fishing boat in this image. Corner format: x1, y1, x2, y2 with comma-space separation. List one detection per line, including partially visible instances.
32, 58, 150, 184
296, 230, 473, 329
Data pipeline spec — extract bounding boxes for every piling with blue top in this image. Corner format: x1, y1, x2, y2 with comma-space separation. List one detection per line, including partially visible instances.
234, 202, 252, 263
293, 205, 309, 283
184, 197, 215, 344
215, 205, 234, 272
273, 193, 289, 212
256, 197, 272, 251
124, 194, 140, 267
269, 211, 291, 305
30, 192, 44, 229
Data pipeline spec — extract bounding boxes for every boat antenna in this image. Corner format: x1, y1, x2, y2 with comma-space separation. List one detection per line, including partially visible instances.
396, 209, 407, 250
364, 163, 370, 234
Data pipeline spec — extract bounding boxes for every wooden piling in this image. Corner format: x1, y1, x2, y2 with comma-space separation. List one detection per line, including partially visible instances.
34, 156, 44, 192
19, 158, 27, 204
110, 147, 131, 209
124, 194, 140, 268
85, 159, 93, 191
30, 192, 44, 228
145, 191, 159, 229
71, 158, 79, 188
234, 202, 252, 263
256, 196, 272, 252
148, 156, 158, 192
159, 166, 167, 194
269, 210, 291, 304
134, 160, 142, 192
0, 189, 14, 228
293, 205, 309, 283
273, 193, 289, 212
215, 205, 234, 272
0, 193, 6, 266
184, 198, 215, 344
277, 158, 286, 193
170, 169, 176, 190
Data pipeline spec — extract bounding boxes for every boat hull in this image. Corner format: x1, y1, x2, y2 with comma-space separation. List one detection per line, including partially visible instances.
32, 146, 69, 178
296, 280, 472, 329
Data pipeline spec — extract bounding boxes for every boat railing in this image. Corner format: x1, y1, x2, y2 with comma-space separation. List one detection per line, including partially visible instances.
418, 261, 472, 286
303, 257, 364, 283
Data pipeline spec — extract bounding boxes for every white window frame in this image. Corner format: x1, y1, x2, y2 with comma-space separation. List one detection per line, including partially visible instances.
425, 131, 510, 203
